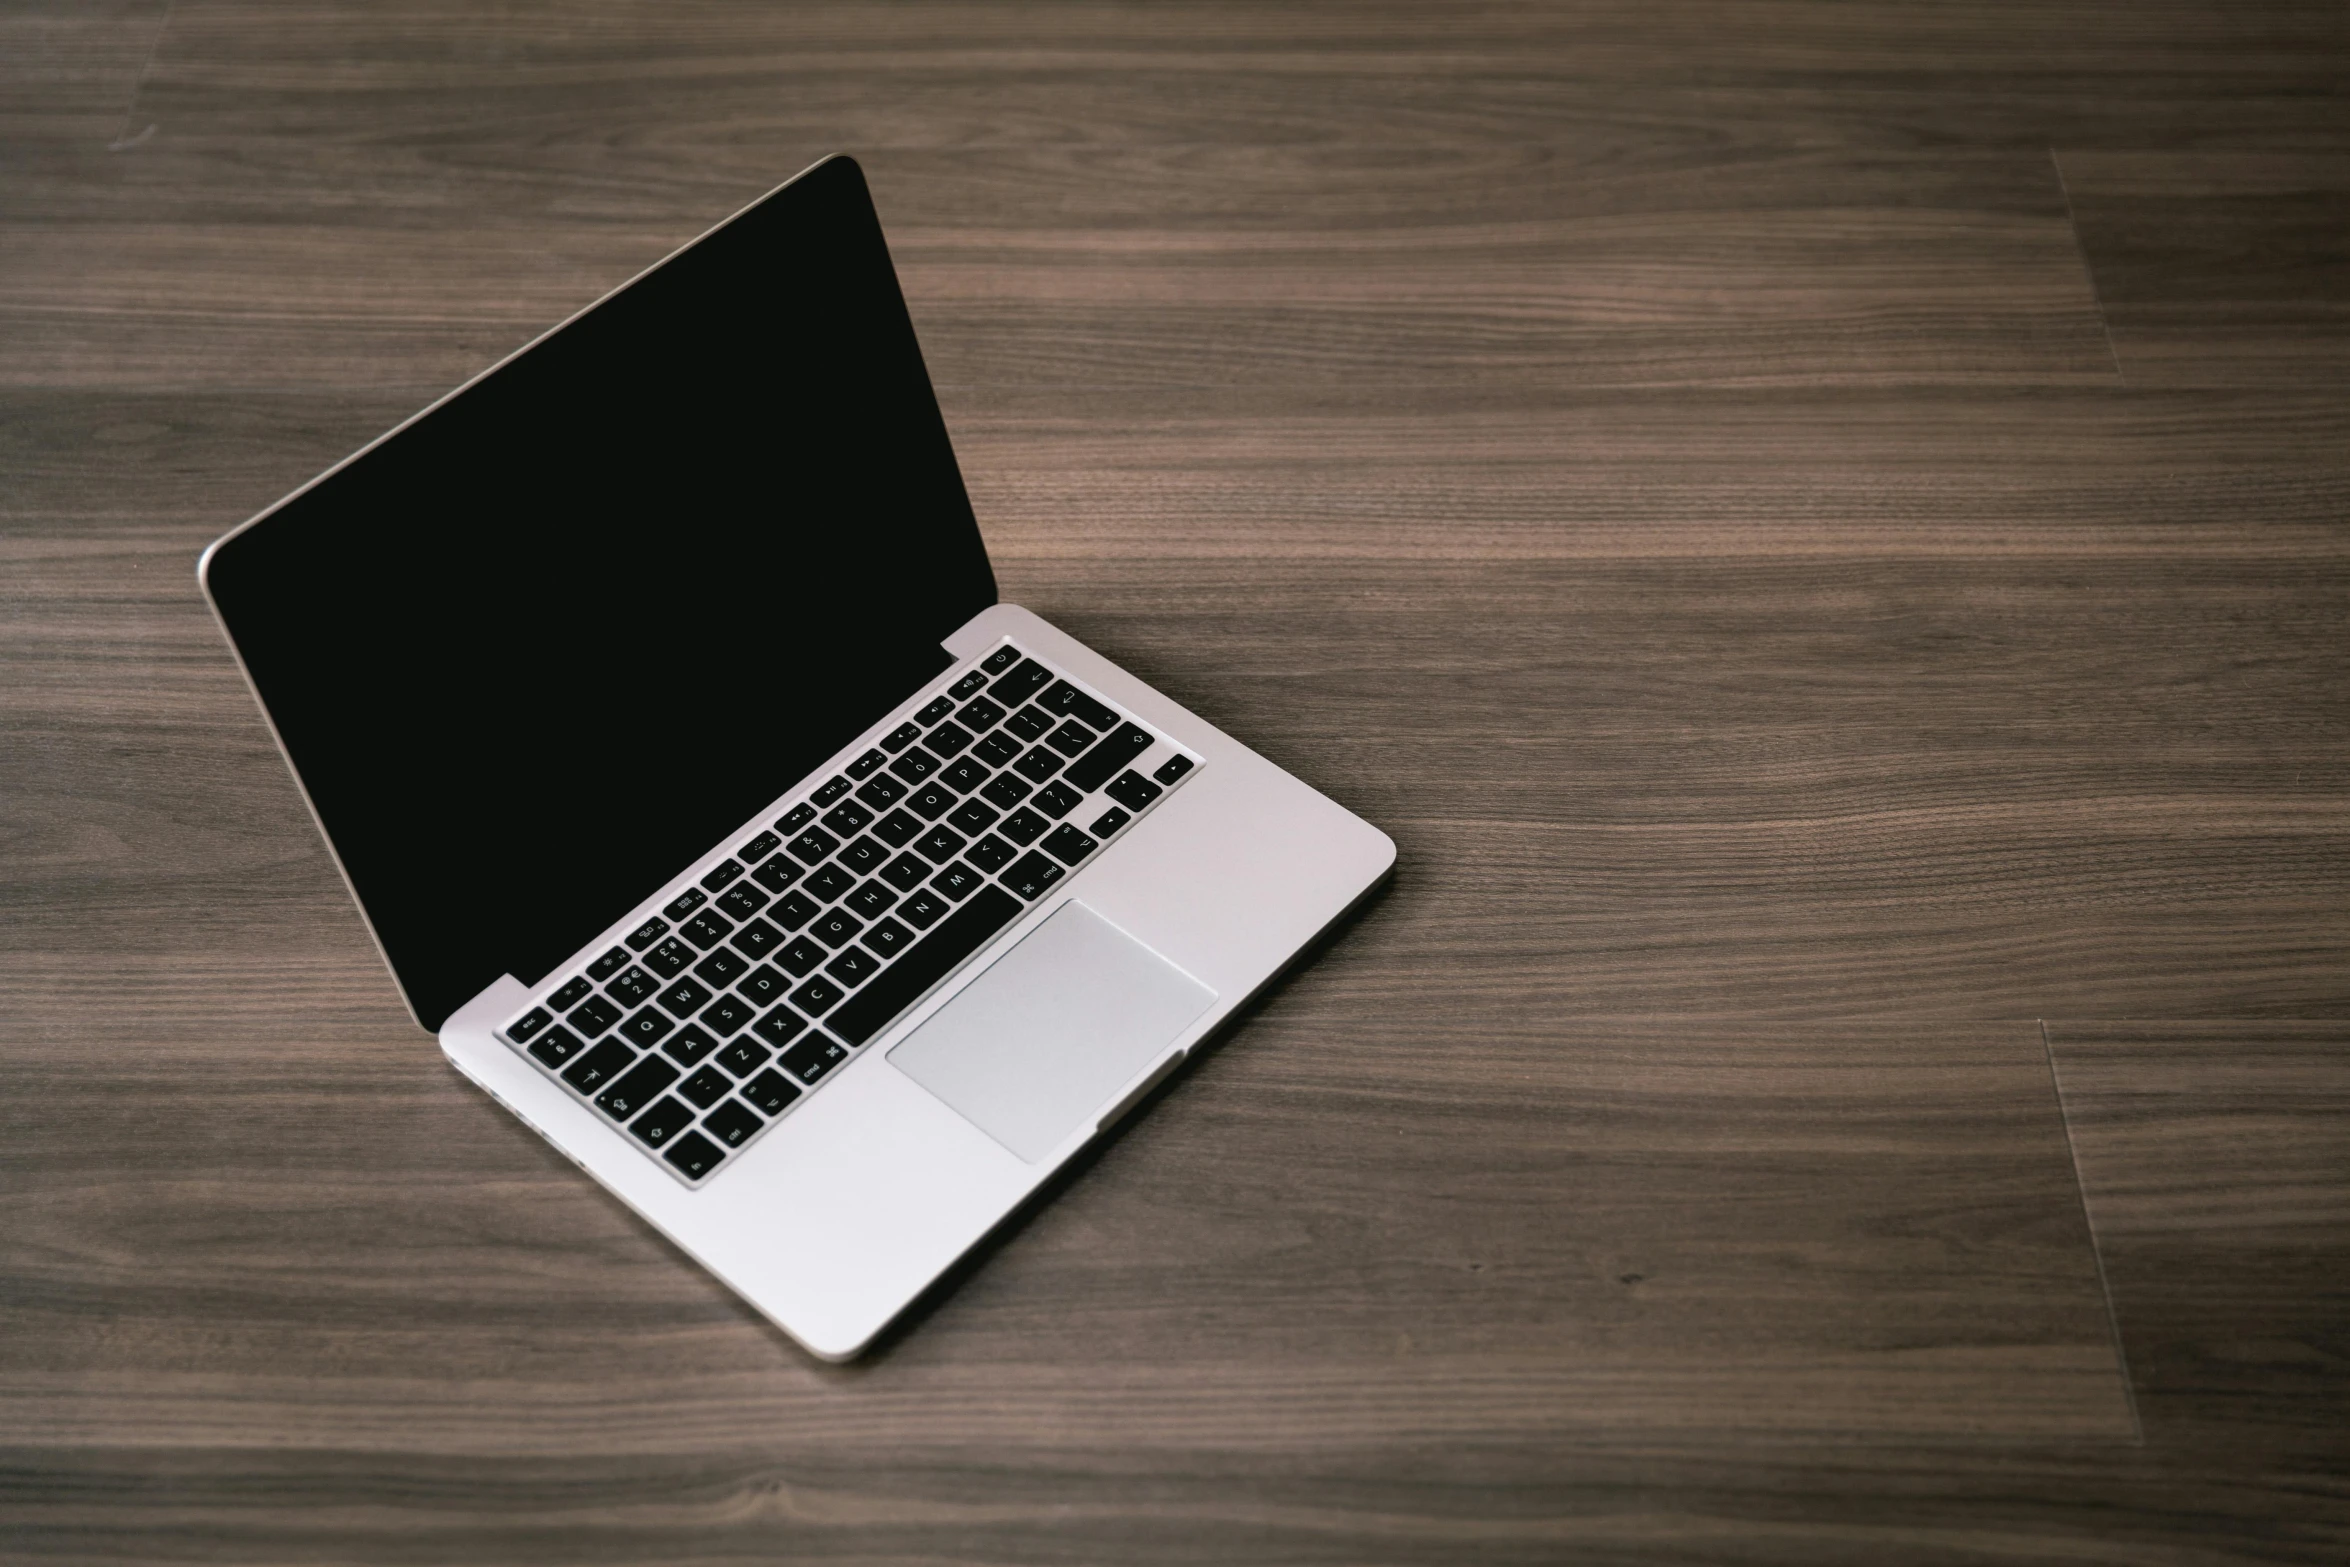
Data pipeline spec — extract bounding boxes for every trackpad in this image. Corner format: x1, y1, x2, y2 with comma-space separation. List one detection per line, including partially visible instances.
887, 901, 1217, 1163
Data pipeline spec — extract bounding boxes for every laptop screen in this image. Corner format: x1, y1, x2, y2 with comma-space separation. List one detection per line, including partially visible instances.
201, 157, 996, 1032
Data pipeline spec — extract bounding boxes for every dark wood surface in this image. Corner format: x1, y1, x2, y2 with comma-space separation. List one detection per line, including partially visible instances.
3, 2, 2345, 1560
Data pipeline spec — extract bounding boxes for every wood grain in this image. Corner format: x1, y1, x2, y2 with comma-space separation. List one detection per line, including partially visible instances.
4, 0, 2348, 1560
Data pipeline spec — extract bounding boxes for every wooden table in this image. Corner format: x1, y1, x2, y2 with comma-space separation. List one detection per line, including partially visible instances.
5, 3, 2345, 1560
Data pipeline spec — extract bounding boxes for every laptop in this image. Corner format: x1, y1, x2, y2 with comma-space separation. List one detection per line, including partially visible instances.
197, 154, 1394, 1360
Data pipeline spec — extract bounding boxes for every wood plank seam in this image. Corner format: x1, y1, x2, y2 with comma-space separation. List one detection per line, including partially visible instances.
2040, 1016, 2145, 1445
103, 1, 174, 154
2049, 147, 2126, 385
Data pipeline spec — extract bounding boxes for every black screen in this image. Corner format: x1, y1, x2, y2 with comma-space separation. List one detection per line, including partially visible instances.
203, 157, 996, 1032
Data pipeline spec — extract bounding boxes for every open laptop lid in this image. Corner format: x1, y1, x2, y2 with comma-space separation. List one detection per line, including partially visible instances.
200, 156, 996, 1033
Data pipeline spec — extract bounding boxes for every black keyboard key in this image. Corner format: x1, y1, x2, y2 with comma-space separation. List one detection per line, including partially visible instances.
781, 1033, 850, 1085
804, 863, 856, 903
739, 1069, 801, 1117
605, 965, 657, 1005
596, 1056, 679, 1123
940, 757, 989, 795
931, 861, 984, 901
507, 1007, 552, 1043
1035, 780, 1082, 819
948, 797, 999, 835
916, 824, 967, 863
888, 745, 941, 785
926, 720, 974, 758
750, 1004, 806, 1048
549, 977, 593, 1012
626, 1083, 693, 1137
957, 695, 1006, 732
980, 771, 1032, 809
527, 1025, 585, 1070
828, 885, 1023, 1046
916, 695, 956, 725
562, 1037, 636, 1095
618, 1006, 675, 1048
965, 833, 1016, 873
838, 835, 888, 874
776, 802, 817, 834
811, 908, 864, 949
990, 658, 1053, 707
749, 853, 803, 893
700, 858, 744, 893
1106, 769, 1165, 811
729, 917, 782, 958
825, 946, 880, 987
700, 994, 755, 1037
682, 909, 735, 949
717, 1036, 771, 1077
569, 994, 622, 1038
1046, 718, 1098, 759
1065, 722, 1156, 794
880, 720, 922, 753
769, 891, 820, 931
679, 1065, 734, 1110
657, 975, 714, 1017
822, 799, 873, 837
716, 882, 769, 920
739, 830, 782, 864
898, 889, 949, 929
1153, 753, 1195, 785
625, 917, 668, 951
704, 1099, 766, 1146
586, 946, 630, 981
981, 644, 1023, 674
1039, 679, 1119, 731
630, 1096, 696, 1149
998, 806, 1050, 845
881, 851, 932, 891
873, 807, 923, 847
973, 730, 1022, 768
812, 774, 852, 806
1004, 704, 1054, 742
1089, 806, 1132, 837
737, 963, 789, 1007
1002, 850, 1066, 901
846, 746, 887, 779
664, 888, 707, 921
1012, 745, 1064, 784
644, 936, 695, 978
949, 667, 991, 699
777, 935, 826, 976
661, 1024, 720, 1067
790, 975, 846, 1015
855, 772, 907, 811
846, 880, 898, 918
789, 827, 839, 865
663, 1131, 724, 1180
1043, 824, 1099, 866
862, 916, 912, 958
693, 947, 748, 987
907, 781, 956, 821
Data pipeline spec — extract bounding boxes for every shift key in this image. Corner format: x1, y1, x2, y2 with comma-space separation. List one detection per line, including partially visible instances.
1062, 722, 1155, 793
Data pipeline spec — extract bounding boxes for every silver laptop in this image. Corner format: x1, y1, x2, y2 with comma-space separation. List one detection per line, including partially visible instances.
198, 155, 1393, 1359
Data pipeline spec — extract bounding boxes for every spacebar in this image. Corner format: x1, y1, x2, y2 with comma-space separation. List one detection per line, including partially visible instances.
828, 885, 1022, 1047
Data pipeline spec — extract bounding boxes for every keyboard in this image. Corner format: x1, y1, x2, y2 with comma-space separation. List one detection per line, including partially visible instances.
496, 642, 1200, 1186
